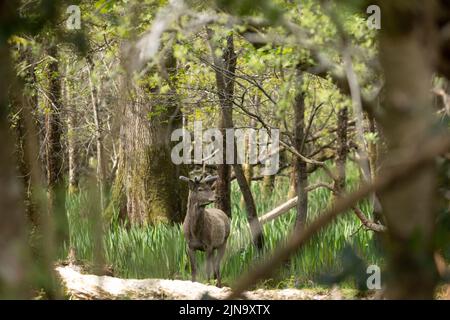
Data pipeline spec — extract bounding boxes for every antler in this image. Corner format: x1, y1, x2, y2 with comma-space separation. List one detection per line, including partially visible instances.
202, 149, 219, 175
179, 176, 191, 183
203, 175, 218, 184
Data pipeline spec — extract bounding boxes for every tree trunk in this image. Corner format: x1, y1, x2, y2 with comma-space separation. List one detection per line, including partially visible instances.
293, 71, 308, 230
334, 106, 348, 194
288, 156, 297, 199
243, 164, 253, 186
368, 114, 378, 182
0, 39, 31, 298
367, 113, 384, 224
241, 117, 255, 207
115, 50, 187, 225
13, 49, 38, 225
343, 49, 371, 182
87, 57, 107, 211
44, 44, 69, 247
208, 30, 264, 249
343, 35, 383, 219
207, 28, 233, 218
12, 45, 60, 299
262, 174, 275, 198
65, 64, 80, 194
378, 0, 439, 299
233, 162, 264, 249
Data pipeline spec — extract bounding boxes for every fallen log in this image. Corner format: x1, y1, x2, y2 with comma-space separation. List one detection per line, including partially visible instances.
259, 197, 297, 224
258, 183, 334, 225
258, 184, 387, 233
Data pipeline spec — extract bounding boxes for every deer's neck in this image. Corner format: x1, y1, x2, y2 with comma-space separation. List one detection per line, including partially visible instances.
185, 192, 205, 237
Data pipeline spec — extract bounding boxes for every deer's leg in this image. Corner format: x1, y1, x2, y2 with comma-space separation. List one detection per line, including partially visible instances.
206, 248, 214, 281
214, 243, 226, 287
188, 248, 197, 282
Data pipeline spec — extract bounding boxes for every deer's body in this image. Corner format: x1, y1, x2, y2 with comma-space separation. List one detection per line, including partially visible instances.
180, 176, 230, 287
183, 205, 230, 251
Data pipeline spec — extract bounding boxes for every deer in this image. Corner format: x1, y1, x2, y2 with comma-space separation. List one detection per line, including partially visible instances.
179, 175, 230, 287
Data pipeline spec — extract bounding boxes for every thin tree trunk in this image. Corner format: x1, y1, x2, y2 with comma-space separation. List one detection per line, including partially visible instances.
207, 28, 233, 218
65, 64, 80, 194
367, 113, 384, 224
262, 174, 275, 198
207, 30, 264, 249
44, 44, 69, 248
262, 99, 276, 198
14, 58, 37, 225
15, 47, 60, 299
368, 114, 378, 181
335, 106, 348, 194
288, 156, 297, 199
243, 164, 253, 186
233, 162, 264, 249
343, 49, 371, 182
240, 116, 255, 207
294, 70, 308, 230
343, 40, 383, 217
87, 57, 106, 211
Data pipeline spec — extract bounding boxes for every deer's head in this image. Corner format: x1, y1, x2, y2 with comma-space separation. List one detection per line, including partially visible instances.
180, 175, 218, 206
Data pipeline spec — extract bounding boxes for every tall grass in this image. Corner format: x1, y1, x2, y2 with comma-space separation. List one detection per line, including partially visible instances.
64, 163, 381, 288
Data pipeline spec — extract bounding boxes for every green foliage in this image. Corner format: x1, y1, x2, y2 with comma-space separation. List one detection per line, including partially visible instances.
215, 0, 284, 22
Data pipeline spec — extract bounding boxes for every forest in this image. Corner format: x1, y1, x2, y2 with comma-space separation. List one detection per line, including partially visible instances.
0, 0, 449, 301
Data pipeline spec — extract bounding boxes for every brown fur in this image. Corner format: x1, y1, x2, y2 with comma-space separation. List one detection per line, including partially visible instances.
181, 176, 230, 287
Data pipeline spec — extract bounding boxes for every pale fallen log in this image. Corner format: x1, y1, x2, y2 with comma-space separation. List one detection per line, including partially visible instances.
258, 183, 335, 225
259, 184, 387, 233
55, 266, 331, 300
258, 197, 297, 224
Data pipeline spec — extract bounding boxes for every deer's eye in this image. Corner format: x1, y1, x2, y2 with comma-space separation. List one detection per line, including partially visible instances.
198, 188, 204, 191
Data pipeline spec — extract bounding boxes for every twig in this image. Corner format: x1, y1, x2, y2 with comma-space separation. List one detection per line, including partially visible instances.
352, 206, 386, 233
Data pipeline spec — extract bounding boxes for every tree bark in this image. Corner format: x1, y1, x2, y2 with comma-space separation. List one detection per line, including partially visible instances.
0, 35, 30, 298
13, 48, 39, 225
343, 49, 371, 182
234, 162, 264, 249
241, 119, 254, 208
343, 36, 383, 220
335, 106, 348, 194
44, 43, 69, 247
114, 49, 188, 225
378, 0, 440, 299
368, 114, 378, 182
208, 30, 264, 249
262, 173, 275, 198
65, 64, 80, 194
87, 57, 107, 211
293, 70, 308, 230
13, 45, 60, 299
287, 156, 297, 199
207, 29, 233, 218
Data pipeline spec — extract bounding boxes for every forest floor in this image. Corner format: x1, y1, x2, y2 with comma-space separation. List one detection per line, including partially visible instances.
55, 265, 380, 300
